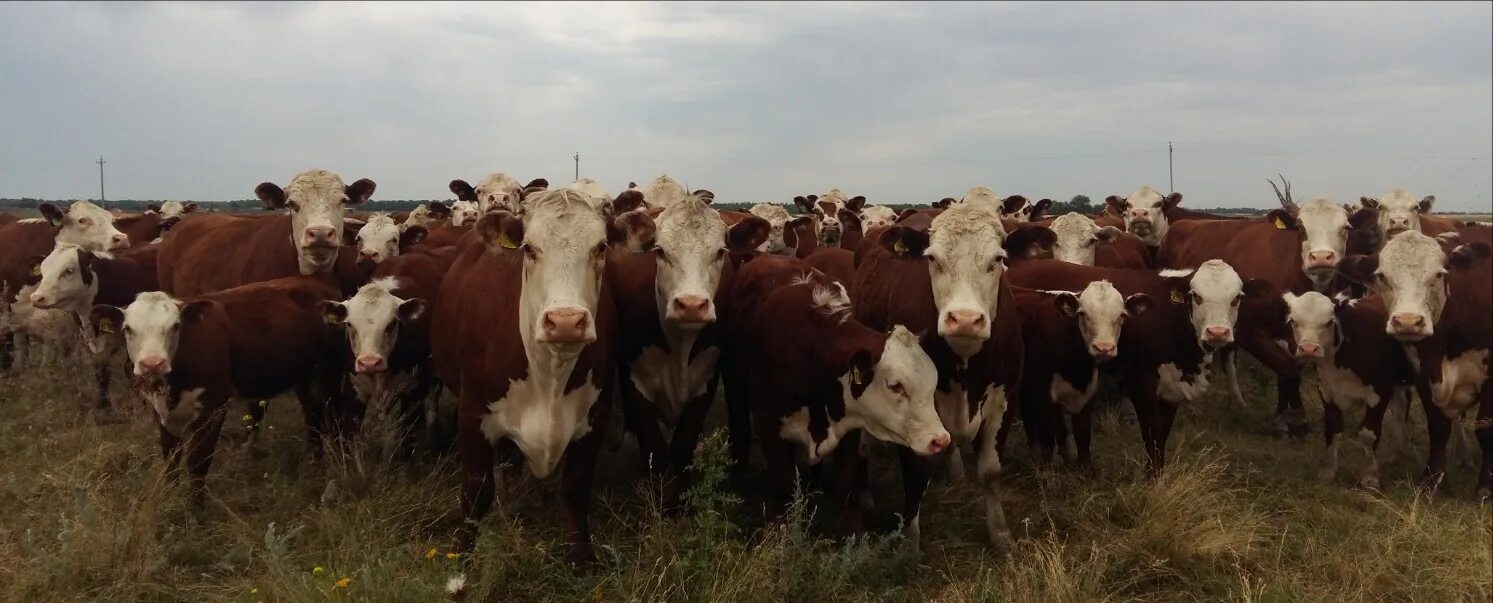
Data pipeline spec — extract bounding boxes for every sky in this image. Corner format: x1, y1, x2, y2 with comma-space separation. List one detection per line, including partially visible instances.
2, 1, 1490, 211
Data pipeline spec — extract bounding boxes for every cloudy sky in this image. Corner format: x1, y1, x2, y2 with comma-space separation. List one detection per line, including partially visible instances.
2, 1, 1489, 210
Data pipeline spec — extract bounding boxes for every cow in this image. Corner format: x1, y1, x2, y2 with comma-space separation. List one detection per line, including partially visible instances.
850, 200, 1023, 551
611, 196, 769, 507
567, 178, 611, 210
1339, 232, 1492, 501
791, 195, 864, 248
1008, 259, 1268, 475
860, 205, 897, 232
351, 214, 428, 268
1357, 189, 1459, 241
1006, 212, 1125, 267
999, 196, 1053, 223
640, 175, 691, 210
1280, 292, 1413, 490
157, 170, 373, 297
449, 173, 523, 215
1104, 187, 1240, 247
748, 203, 795, 254
86, 277, 348, 508
28, 242, 160, 408
430, 189, 639, 563
400, 202, 452, 230
1014, 282, 1150, 467
145, 200, 200, 221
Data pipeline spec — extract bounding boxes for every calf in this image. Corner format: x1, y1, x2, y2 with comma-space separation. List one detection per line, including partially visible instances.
87, 277, 347, 508
611, 196, 768, 506
1014, 282, 1150, 467
1340, 232, 1492, 500
430, 190, 637, 563
1280, 292, 1412, 489
851, 200, 1023, 550
351, 213, 428, 268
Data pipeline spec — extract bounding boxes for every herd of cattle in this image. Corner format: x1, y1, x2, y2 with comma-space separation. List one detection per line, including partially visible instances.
0, 170, 1488, 565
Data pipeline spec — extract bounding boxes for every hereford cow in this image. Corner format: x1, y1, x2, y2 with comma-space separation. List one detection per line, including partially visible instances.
792, 194, 863, 248
1280, 292, 1412, 489
351, 214, 428, 268
1339, 232, 1492, 501
449, 173, 523, 215
1104, 186, 1240, 247
612, 197, 769, 506
157, 170, 373, 297
567, 178, 611, 210
431, 189, 639, 563
1014, 282, 1150, 467
748, 203, 796, 254
1357, 189, 1455, 240
851, 200, 1023, 551
999, 196, 1053, 223
859, 205, 897, 232
400, 202, 452, 230
145, 200, 200, 221
87, 277, 347, 508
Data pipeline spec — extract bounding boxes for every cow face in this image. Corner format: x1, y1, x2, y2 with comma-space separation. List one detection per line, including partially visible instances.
814, 200, 845, 246
1047, 213, 1122, 265
256, 170, 375, 276
1284, 198, 1352, 274
651, 197, 730, 327
845, 326, 950, 456
643, 175, 689, 210
28, 244, 98, 312
961, 186, 1003, 213
403, 203, 446, 230
925, 203, 1007, 355
1162, 260, 1248, 348
90, 292, 211, 378
475, 173, 523, 214
152, 200, 198, 220
1361, 189, 1435, 240
1055, 280, 1150, 360
1340, 231, 1490, 341
318, 279, 427, 374
480, 190, 615, 345
567, 178, 611, 211
860, 205, 897, 233
450, 200, 482, 227
749, 203, 793, 254
1113, 186, 1177, 246
1281, 292, 1338, 359
354, 215, 401, 266
42, 200, 129, 254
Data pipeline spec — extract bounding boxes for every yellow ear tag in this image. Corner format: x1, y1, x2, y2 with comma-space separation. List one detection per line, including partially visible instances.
498, 232, 518, 249
98, 320, 114, 334
1170, 290, 1185, 304
1273, 217, 1287, 230
850, 366, 862, 385
31, 265, 41, 276
893, 240, 907, 254
325, 313, 343, 325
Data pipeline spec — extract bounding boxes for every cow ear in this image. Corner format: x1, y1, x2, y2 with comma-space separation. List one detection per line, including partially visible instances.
1030, 198, 1054, 219
1160, 275, 1192, 303
837, 208, 862, 233
399, 225, 428, 251
1337, 254, 1379, 285
159, 216, 181, 231
477, 212, 525, 253
612, 190, 647, 214
692, 189, 716, 204
397, 298, 428, 323
1241, 278, 1274, 299
145, 203, 162, 213
449, 179, 478, 202
1095, 225, 1122, 244
77, 250, 98, 286
847, 348, 875, 397
89, 305, 124, 336
1162, 192, 1183, 210
1417, 195, 1436, 214
525, 178, 549, 190
1104, 195, 1127, 216
179, 300, 213, 325
896, 208, 920, 222
932, 198, 954, 209
793, 196, 814, 214
1447, 242, 1491, 272
1125, 293, 1153, 315
344, 178, 376, 206
426, 202, 452, 219
183, 202, 199, 213
255, 182, 287, 209
609, 209, 656, 252
878, 226, 930, 258
727, 216, 770, 253
845, 195, 867, 212
1359, 196, 1379, 210
1000, 195, 1028, 216
1003, 225, 1056, 260
40, 203, 64, 226
1054, 292, 1080, 317
23, 254, 46, 285
316, 300, 347, 325
783, 216, 815, 249
1265, 209, 1298, 231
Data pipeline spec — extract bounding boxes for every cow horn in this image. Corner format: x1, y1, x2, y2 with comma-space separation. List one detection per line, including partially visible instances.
1267, 173, 1296, 211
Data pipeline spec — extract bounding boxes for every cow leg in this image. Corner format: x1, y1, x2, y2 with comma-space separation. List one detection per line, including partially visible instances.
1158, 402, 1178, 470
0, 330, 13, 370
897, 445, 933, 556
1474, 386, 1493, 503
946, 447, 967, 482
1450, 416, 1473, 470
756, 422, 797, 516
1018, 386, 1047, 464
455, 415, 496, 553
560, 428, 606, 567
1072, 404, 1095, 469
159, 424, 184, 472
830, 431, 866, 536
723, 365, 754, 492
976, 420, 1014, 550
1222, 347, 1247, 407
1125, 373, 1166, 476
295, 382, 329, 458
1319, 396, 1344, 483
95, 360, 111, 409
1419, 385, 1451, 494
1357, 396, 1391, 491
184, 407, 228, 511
10, 331, 27, 369
617, 377, 672, 478
1243, 334, 1308, 439
665, 388, 718, 511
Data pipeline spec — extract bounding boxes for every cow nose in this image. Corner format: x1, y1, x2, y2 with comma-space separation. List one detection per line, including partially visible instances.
111, 233, 130, 249
925, 432, 952, 456
28, 293, 50, 308
542, 309, 591, 343
304, 226, 337, 245
138, 355, 168, 375
944, 310, 988, 337
1307, 250, 1337, 266
1297, 342, 1322, 357
1391, 313, 1427, 334
355, 355, 385, 373
1205, 326, 1232, 342
1091, 342, 1117, 358
359, 249, 379, 262
672, 295, 712, 322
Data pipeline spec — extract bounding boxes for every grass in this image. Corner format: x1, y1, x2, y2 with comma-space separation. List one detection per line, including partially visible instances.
0, 331, 1488, 602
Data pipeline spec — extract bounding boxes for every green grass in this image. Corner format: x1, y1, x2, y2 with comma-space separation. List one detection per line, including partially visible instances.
0, 337, 1488, 602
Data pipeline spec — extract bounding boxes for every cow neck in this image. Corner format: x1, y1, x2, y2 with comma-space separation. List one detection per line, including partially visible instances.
1053, 318, 1095, 384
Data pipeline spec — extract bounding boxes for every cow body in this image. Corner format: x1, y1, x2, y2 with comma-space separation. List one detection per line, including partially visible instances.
159, 213, 364, 297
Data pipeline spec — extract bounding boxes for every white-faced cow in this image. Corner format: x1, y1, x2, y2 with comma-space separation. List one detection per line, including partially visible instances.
352, 214, 428, 268
748, 203, 795, 254
859, 205, 898, 232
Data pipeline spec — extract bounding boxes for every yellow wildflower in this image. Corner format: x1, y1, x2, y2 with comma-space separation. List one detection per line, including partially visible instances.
445, 552, 461, 560
242, 414, 253, 422
425, 547, 438, 559
312, 566, 325, 576
250, 588, 258, 594
333, 577, 351, 590
259, 400, 268, 407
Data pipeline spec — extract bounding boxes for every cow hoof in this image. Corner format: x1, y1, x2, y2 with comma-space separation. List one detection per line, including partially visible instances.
1271, 416, 1290, 439
565, 543, 599, 569
1359, 476, 1381, 492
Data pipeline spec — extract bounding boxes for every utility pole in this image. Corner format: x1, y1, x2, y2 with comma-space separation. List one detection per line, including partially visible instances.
1167, 142, 1174, 193
574, 152, 580, 181
96, 156, 106, 203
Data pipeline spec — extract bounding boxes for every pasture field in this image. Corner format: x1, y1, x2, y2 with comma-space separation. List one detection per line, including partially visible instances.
0, 336, 1489, 603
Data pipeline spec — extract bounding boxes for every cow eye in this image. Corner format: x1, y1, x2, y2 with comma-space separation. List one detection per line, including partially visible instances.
522, 244, 538, 259
716, 247, 728, 259
79, 218, 91, 226
286, 201, 301, 212
1232, 294, 1242, 307
1191, 292, 1203, 305
653, 246, 668, 262
1083, 237, 1098, 248
1374, 272, 1388, 285
888, 381, 906, 397
63, 268, 73, 277
1152, 202, 1162, 208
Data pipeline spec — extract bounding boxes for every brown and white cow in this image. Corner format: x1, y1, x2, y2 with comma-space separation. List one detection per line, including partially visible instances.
1104, 186, 1240, 247
859, 205, 897, 232
1280, 292, 1413, 489
1014, 281, 1150, 467
851, 200, 1023, 551
612, 196, 769, 506
999, 196, 1053, 223
639, 174, 690, 210
158, 170, 373, 297
1339, 232, 1492, 500
351, 214, 428, 268
400, 202, 452, 231
431, 189, 639, 563
748, 203, 796, 254
1359, 189, 1441, 241
1018, 212, 1125, 266
567, 178, 611, 211
451, 173, 524, 215
792, 193, 864, 248
87, 277, 347, 508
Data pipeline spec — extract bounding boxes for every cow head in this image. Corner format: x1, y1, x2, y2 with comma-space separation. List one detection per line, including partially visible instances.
450, 200, 482, 227
567, 178, 611, 211
41, 200, 129, 254
1046, 212, 1122, 265
651, 196, 767, 328
961, 186, 1003, 213
1053, 280, 1150, 360
353, 214, 426, 266
1360, 189, 1435, 240
931, 197, 956, 210
90, 292, 213, 378
318, 278, 427, 374
924, 202, 1007, 356
1160, 260, 1262, 348
1264, 198, 1353, 277
1281, 291, 1343, 360
478, 190, 621, 346
256, 170, 375, 275
841, 324, 949, 456
859, 205, 897, 233
28, 244, 99, 312
475, 173, 523, 214
813, 199, 845, 247
1003, 225, 1058, 261
749, 203, 793, 254
1110, 186, 1178, 246
403, 203, 448, 230
642, 175, 689, 210
1339, 231, 1490, 341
